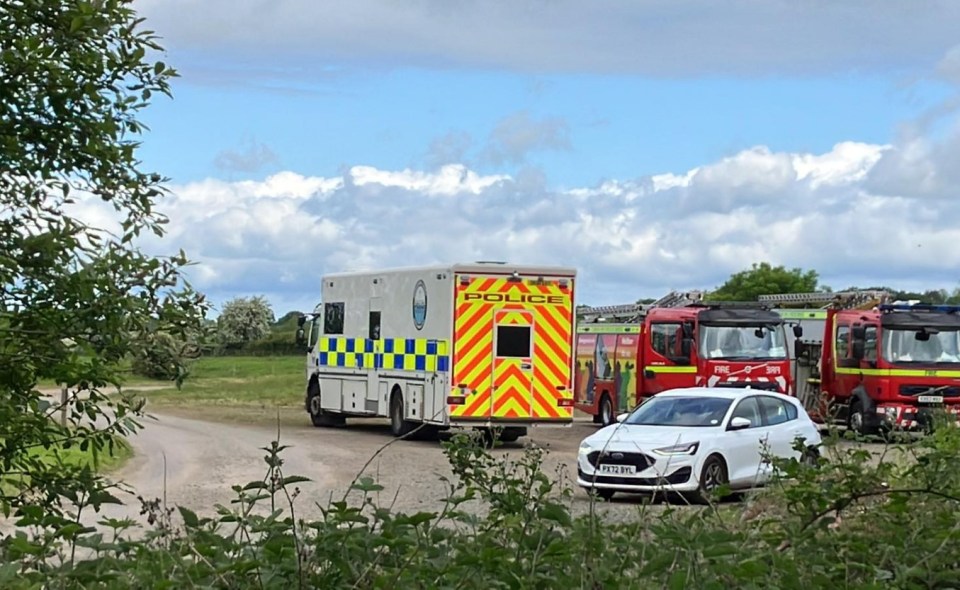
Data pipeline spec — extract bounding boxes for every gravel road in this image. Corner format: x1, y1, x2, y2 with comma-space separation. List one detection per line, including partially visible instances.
5, 407, 893, 537
70, 410, 700, 533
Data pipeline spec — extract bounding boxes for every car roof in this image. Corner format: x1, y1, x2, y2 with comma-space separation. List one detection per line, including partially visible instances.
653, 387, 795, 403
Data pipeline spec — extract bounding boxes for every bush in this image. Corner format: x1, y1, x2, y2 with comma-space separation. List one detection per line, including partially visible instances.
130, 332, 199, 381
3, 422, 960, 588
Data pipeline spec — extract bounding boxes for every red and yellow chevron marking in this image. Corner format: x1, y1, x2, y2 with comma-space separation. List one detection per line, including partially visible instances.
449, 275, 574, 421
492, 361, 532, 417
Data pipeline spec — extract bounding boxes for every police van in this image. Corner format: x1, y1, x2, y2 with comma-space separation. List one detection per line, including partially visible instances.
297, 261, 578, 441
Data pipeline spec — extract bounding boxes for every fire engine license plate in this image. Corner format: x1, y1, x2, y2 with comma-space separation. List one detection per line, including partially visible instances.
599, 464, 636, 476
918, 395, 943, 404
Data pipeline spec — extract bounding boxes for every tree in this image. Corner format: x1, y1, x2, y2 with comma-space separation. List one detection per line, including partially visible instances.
216, 296, 275, 349
706, 262, 819, 301
0, 0, 206, 524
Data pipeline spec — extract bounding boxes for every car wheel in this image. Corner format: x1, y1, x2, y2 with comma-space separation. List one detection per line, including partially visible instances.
599, 394, 614, 427
694, 454, 729, 504
801, 445, 820, 468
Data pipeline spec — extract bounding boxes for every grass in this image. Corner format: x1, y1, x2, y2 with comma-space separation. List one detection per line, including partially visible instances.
30, 436, 134, 474
126, 355, 305, 409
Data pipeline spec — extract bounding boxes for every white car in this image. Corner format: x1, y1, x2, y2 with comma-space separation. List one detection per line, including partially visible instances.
577, 387, 822, 502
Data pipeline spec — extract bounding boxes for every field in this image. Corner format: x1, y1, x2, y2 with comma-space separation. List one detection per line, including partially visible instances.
122, 355, 307, 424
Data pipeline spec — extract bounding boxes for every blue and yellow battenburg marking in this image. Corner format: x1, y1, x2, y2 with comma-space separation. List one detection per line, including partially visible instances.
316, 338, 450, 372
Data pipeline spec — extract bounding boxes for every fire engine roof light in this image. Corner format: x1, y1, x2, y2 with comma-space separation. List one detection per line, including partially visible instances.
879, 303, 960, 314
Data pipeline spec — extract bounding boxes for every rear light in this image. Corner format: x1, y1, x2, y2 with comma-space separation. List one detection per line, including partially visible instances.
447, 396, 466, 405
558, 399, 574, 407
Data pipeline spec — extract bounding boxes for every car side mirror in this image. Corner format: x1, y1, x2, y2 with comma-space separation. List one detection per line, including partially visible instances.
728, 416, 751, 431
615, 413, 629, 423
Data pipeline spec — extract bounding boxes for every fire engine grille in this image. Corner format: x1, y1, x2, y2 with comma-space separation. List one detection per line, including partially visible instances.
899, 385, 960, 398
586, 451, 654, 471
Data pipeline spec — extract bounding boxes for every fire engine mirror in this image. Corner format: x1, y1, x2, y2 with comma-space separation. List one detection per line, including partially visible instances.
792, 325, 803, 338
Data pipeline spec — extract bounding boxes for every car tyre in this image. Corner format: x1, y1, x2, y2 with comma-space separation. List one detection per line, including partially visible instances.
693, 454, 729, 504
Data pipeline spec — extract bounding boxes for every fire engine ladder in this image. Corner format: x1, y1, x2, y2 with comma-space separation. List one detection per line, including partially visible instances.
757, 290, 894, 310
577, 290, 708, 323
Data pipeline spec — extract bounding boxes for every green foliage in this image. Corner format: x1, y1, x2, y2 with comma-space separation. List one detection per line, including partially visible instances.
216, 296, 276, 351
707, 261, 820, 301
4, 422, 960, 588
130, 331, 200, 381
0, 0, 207, 522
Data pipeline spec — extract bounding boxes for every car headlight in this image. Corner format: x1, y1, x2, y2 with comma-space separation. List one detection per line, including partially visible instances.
578, 441, 593, 454
652, 442, 700, 456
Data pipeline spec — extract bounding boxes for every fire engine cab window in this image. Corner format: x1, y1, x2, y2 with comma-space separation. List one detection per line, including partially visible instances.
835, 325, 850, 358
650, 323, 682, 358
863, 326, 878, 361
496, 325, 531, 358
324, 302, 344, 335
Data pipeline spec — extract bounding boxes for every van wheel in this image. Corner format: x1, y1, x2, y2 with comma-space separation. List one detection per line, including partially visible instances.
389, 390, 413, 438
599, 394, 614, 427
307, 381, 343, 428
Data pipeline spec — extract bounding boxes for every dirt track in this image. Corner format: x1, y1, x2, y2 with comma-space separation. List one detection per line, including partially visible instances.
79, 410, 659, 530
8, 406, 891, 536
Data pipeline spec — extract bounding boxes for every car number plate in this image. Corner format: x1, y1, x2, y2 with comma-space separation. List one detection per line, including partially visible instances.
599, 464, 636, 476
918, 395, 943, 404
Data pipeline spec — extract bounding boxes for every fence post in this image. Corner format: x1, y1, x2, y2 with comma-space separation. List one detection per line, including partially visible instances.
60, 383, 68, 427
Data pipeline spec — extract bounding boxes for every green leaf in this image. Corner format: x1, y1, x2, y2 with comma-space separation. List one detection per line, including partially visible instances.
281, 475, 311, 486
178, 506, 200, 528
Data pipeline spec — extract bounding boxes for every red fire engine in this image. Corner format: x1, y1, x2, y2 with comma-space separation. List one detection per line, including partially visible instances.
762, 291, 960, 434
575, 292, 794, 426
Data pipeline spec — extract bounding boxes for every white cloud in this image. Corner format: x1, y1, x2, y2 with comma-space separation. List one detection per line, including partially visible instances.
138, 0, 960, 78
66, 130, 960, 314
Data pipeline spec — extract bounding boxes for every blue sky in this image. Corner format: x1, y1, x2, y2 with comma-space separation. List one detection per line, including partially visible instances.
85, 0, 960, 317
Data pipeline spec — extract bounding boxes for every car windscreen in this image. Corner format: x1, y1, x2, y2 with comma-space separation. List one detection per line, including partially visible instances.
623, 396, 732, 427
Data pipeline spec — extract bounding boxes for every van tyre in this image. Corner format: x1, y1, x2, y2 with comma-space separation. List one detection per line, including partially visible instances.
693, 454, 729, 504
389, 390, 414, 438
307, 381, 344, 428
599, 394, 614, 427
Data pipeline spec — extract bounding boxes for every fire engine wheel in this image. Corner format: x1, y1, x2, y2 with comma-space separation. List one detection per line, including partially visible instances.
693, 454, 729, 504
847, 398, 875, 436
389, 390, 414, 438
598, 394, 614, 427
